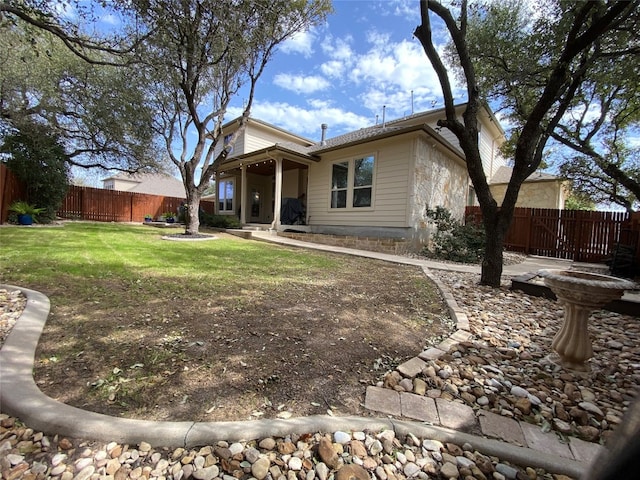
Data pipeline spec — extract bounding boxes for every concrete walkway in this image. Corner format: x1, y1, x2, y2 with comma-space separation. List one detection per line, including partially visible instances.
249, 230, 572, 277
0, 232, 600, 478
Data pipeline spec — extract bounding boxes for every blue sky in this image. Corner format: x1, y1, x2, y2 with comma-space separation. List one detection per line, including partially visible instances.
70, 0, 458, 185
225, 0, 459, 143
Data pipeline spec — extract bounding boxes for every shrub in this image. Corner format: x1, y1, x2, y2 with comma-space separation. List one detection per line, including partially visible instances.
2, 122, 69, 223
199, 211, 241, 229
423, 206, 485, 263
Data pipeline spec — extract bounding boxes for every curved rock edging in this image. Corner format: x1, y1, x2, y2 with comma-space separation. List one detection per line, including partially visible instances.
0, 283, 585, 478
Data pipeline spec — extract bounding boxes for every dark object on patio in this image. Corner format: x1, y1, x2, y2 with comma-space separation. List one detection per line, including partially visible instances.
607, 229, 639, 278
281, 197, 306, 225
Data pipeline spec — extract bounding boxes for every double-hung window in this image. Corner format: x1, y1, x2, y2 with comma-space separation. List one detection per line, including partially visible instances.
330, 155, 375, 209
218, 178, 235, 212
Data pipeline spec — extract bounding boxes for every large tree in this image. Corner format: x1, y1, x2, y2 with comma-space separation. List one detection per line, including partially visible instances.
0, 0, 143, 65
134, 0, 331, 235
1, 16, 163, 172
414, 0, 639, 286
554, 71, 640, 211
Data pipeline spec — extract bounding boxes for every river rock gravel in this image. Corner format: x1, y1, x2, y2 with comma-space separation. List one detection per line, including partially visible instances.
0, 420, 573, 480
382, 272, 639, 445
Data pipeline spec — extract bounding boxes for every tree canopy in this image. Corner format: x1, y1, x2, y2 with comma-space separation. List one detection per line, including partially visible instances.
133, 0, 331, 234
0, 0, 143, 64
1, 17, 164, 172
415, 0, 639, 286
458, 0, 640, 213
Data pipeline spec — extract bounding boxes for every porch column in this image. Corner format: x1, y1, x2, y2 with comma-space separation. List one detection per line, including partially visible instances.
214, 171, 220, 215
240, 165, 247, 225
272, 158, 283, 230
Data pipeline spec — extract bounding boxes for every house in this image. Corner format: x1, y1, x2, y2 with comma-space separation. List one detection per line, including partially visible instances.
102, 172, 186, 199
488, 166, 569, 209
213, 104, 508, 252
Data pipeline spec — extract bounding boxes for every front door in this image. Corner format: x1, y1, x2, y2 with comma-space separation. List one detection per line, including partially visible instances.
250, 186, 262, 222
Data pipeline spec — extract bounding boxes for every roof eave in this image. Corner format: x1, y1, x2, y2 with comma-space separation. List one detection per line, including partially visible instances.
217, 145, 319, 170
312, 124, 465, 163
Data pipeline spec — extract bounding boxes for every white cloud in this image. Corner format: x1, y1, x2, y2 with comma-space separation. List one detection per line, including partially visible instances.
365, 30, 392, 48
392, 0, 419, 19
242, 100, 371, 138
100, 14, 120, 26
318, 35, 356, 80
374, 0, 419, 20
348, 38, 452, 116
54, 2, 77, 20
273, 73, 330, 94
280, 29, 317, 58
628, 135, 640, 148
320, 60, 346, 78
314, 30, 461, 118
320, 35, 355, 60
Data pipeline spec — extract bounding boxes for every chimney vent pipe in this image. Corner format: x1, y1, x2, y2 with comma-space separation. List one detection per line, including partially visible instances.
321, 123, 328, 145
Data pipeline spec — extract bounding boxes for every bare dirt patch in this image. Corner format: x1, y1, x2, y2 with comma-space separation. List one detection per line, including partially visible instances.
28, 244, 453, 422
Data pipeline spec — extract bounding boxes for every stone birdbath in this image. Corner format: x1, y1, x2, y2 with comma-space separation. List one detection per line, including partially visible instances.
538, 269, 635, 372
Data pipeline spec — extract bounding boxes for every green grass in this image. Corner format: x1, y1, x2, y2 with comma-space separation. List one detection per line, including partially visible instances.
1, 222, 450, 420
0, 222, 339, 299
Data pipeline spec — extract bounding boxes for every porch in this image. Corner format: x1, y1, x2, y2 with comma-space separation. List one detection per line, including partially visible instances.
214, 149, 316, 231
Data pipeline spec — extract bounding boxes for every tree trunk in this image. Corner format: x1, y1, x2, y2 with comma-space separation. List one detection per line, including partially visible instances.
480, 211, 507, 286
184, 189, 201, 235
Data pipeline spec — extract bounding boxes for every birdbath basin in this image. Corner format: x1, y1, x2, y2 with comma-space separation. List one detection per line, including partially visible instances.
538, 269, 635, 372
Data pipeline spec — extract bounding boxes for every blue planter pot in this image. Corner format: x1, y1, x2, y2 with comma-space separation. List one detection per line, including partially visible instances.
166, 218, 175, 224
17, 214, 33, 225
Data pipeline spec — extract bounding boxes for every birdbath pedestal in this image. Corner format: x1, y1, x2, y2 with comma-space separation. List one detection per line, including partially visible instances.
538, 269, 635, 372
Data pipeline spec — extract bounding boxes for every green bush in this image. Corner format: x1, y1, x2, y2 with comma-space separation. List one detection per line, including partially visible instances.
2, 122, 69, 223
423, 206, 485, 263
199, 211, 241, 229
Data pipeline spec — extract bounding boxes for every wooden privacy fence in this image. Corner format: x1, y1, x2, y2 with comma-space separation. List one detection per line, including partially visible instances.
466, 206, 640, 264
58, 185, 215, 222
0, 164, 26, 224
1, 166, 215, 224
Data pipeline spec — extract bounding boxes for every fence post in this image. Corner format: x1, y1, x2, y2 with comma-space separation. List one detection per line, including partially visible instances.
525, 208, 532, 254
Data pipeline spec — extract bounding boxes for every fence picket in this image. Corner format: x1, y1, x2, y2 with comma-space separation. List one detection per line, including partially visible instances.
1, 169, 215, 224
466, 206, 640, 265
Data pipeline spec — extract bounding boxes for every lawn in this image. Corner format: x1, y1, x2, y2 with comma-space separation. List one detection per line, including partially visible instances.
0, 222, 453, 421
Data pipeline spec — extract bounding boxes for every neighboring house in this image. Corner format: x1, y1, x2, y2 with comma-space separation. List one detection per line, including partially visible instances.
214, 104, 508, 251
488, 166, 569, 210
102, 172, 186, 199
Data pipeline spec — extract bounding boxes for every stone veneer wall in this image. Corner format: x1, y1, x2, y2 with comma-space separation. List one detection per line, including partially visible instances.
277, 232, 412, 255
490, 181, 565, 209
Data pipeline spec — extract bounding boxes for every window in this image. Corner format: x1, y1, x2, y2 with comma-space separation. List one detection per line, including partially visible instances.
218, 179, 234, 212
353, 156, 374, 207
330, 161, 348, 208
330, 155, 375, 209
